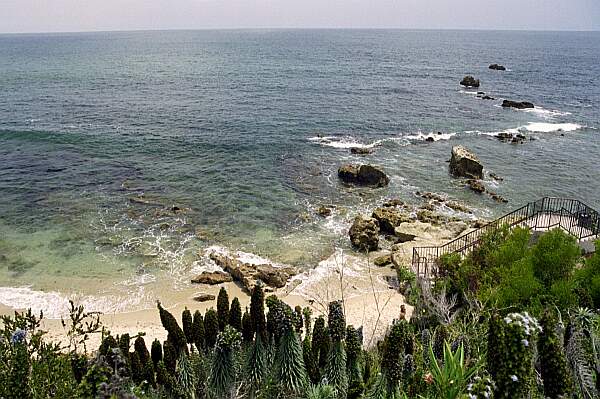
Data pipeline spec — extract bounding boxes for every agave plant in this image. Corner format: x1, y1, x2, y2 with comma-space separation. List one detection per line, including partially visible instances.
306, 383, 338, 399
208, 326, 241, 398
565, 308, 599, 399
325, 301, 348, 399
427, 342, 479, 399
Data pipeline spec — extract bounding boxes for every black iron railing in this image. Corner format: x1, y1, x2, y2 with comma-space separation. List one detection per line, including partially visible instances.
412, 197, 600, 278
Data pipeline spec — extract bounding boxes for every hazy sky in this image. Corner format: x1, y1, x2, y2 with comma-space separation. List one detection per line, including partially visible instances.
1, 0, 600, 33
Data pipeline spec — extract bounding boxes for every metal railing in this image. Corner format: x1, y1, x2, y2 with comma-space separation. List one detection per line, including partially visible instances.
412, 197, 600, 278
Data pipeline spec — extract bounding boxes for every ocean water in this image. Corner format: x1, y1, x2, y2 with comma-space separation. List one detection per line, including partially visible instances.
0, 29, 599, 315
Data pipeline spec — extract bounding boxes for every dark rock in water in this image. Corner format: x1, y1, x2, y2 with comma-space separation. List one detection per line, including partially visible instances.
349, 215, 380, 252
467, 179, 486, 194
425, 137, 435, 143
192, 293, 216, 302
417, 191, 446, 202
316, 206, 332, 217
374, 254, 393, 267
372, 207, 411, 234
477, 91, 485, 95
338, 164, 390, 188
191, 271, 233, 285
489, 64, 506, 71
481, 95, 495, 100
350, 147, 373, 155
446, 201, 472, 214
46, 167, 66, 173
449, 146, 484, 179
502, 100, 534, 109
489, 173, 504, 182
460, 75, 480, 88
496, 132, 513, 142
489, 192, 509, 203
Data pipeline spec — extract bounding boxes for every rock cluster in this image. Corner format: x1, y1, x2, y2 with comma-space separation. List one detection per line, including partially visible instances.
338, 164, 390, 187
502, 100, 534, 109
460, 75, 480, 88
449, 146, 484, 179
372, 207, 411, 234
496, 132, 527, 144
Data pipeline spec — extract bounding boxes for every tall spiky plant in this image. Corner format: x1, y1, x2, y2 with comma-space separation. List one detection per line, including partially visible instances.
246, 332, 268, 396
565, 308, 599, 399
158, 302, 188, 356
182, 308, 194, 344
208, 326, 241, 398
325, 301, 348, 399
204, 308, 219, 349
151, 338, 163, 367
176, 353, 197, 399
346, 325, 364, 398
191, 310, 205, 352
294, 305, 304, 335
274, 300, 309, 394
217, 287, 230, 331
250, 283, 267, 341
242, 309, 254, 343
538, 310, 573, 398
312, 315, 330, 372
229, 297, 243, 331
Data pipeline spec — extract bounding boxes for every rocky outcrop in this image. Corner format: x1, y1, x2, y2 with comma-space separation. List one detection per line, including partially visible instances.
489, 64, 506, 71
338, 164, 390, 187
372, 207, 411, 235
373, 254, 392, 267
393, 231, 417, 243
350, 147, 373, 155
460, 75, 480, 88
191, 271, 233, 285
208, 252, 297, 293
349, 215, 380, 251
502, 100, 534, 109
449, 146, 484, 179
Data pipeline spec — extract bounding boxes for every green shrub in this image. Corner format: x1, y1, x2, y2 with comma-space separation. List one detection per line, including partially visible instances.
531, 229, 580, 287
495, 258, 543, 309
575, 241, 600, 308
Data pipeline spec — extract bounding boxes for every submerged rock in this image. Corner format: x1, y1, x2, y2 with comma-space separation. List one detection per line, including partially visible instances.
481, 95, 495, 100
350, 147, 373, 155
489, 173, 504, 181
460, 75, 480, 88
316, 206, 332, 217
502, 100, 534, 109
349, 215, 380, 252
449, 146, 484, 179
372, 207, 411, 235
489, 64, 506, 71
467, 179, 486, 194
191, 271, 233, 285
338, 164, 390, 188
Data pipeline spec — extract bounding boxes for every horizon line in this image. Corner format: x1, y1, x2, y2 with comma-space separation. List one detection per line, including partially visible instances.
1, 26, 600, 36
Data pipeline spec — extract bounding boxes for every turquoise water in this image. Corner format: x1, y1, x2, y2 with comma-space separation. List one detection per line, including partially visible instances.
0, 30, 599, 313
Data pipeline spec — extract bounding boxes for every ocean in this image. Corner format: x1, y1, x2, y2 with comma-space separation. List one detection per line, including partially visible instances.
0, 29, 598, 316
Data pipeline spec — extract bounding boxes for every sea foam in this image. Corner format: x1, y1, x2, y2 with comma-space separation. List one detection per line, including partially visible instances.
522, 122, 582, 133
308, 136, 383, 149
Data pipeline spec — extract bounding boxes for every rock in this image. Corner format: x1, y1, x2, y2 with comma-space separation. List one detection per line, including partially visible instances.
481, 95, 495, 100
467, 179, 486, 194
416, 209, 443, 225
373, 254, 392, 267
472, 220, 487, 228
496, 132, 513, 142
477, 91, 485, 95
338, 164, 390, 187
420, 203, 435, 211
416, 191, 446, 202
372, 207, 411, 235
449, 146, 484, 179
129, 195, 164, 207
460, 75, 480, 88
489, 173, 504, 181
446, 201, 472, 214
382, 199, 405, 208
350, 147, 373, 155
208, 252, 297, 293
502, 100, 534, 109
317, 206, 332, 217
489, 192, 509, 203
425, 137, 434, 143
191, 271, 233, 285
391, 252, 406, 269
349, 215, 380, 252
489, 64, 506, 71
393, 231, 417, 243
192, 293, 216, 302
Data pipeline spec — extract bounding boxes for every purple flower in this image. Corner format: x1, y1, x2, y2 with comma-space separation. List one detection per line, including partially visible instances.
11, 329, 27, 344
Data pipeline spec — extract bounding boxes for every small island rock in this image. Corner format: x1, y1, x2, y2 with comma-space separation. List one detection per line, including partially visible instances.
502, 100, 534, 109
449, 146, 484, 179
338, 164, 390, 188
460, 75, 480, 88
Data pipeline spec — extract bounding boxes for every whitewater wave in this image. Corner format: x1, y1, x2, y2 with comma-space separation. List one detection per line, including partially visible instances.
522, 122, 582, 133
308, 136, 383, 149
521, 107, 572, 119
403, 132, 457, 142
0, 286, 152, 319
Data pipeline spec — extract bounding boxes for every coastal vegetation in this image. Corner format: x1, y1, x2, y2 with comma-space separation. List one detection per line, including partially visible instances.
1, 228, 600, 398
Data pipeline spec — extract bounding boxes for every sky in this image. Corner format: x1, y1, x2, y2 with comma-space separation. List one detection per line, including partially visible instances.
1, 0, 600, 34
